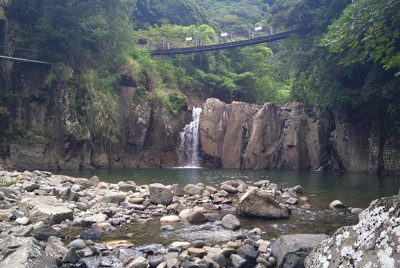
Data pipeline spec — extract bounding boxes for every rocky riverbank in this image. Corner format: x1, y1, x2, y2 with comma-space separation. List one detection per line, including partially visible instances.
0, 170, 399, 268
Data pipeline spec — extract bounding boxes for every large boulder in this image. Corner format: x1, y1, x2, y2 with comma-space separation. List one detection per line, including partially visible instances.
19, 196, 73, 225
237, 189, 290, 219
221, 214, 241, 230
31, 225, 65, 241
305, 194, 400, 268
183, 184, 203, 196
270, 234, 328, 268
149, 183, 173, 205
0, 235, 57, 268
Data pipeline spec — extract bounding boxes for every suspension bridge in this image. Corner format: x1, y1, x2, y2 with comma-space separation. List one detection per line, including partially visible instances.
0, 31, 294, 64
150, 31, 294, 56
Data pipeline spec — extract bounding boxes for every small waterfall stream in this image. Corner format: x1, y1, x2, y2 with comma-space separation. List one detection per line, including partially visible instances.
179, 107, 202, 167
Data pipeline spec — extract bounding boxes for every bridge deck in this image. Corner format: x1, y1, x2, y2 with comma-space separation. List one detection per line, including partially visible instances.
151, 31, 293, 56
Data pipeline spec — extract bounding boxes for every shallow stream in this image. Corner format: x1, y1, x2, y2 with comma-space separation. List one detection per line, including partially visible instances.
57, 168, 400, 246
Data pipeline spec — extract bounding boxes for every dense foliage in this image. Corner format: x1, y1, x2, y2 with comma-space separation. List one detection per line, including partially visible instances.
271, 0, 400, 171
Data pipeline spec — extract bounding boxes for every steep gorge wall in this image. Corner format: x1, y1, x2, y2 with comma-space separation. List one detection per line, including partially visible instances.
199, 98, 400, 172
199, 98, 334, 170
1, 66, 191, 170
2, 67, 399, 172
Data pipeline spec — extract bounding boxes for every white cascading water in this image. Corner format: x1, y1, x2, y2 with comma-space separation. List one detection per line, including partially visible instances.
179, 107, 202, 167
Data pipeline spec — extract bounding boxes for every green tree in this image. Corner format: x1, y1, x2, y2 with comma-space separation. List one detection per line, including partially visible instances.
321, 0, 400, 73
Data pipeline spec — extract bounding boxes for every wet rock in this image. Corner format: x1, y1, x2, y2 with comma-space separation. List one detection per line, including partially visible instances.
237, 244, 258, 265
350, 207, 363, 215
102, 208, 116, 218
305, 194, 400, 268
62, 248, 80, 264
160, 225, 175, 232
0, 211, 11, 221
118, 182, 137, 192
67, 239, 86, 250
14, 224, 34, 236
230, 253, 247, 268
76, 202, 88, 211
202, 256, 220, 268
89, 176, 100, 186
329, 200, 345, 209
171, 184, 185, 197
46, 236, 68, 258
270, 234, 328, 268
70, 184, 81, 192
254, 180, 270, 188
188, 211, 207, 224
206, 213, 222, 222
94, 222, 114, 232
19, 195, 73, 225
291, 185, 303, 194
170, 241, 190, 249
188, 247, 207, 258
105, 240, 133, 249
0, 235, 57, 268
12, 208, 26, 218
22, 182, 40, 192
220, 184, 238, 194
126, 256, 149, 268
181, 260, 200, 268
237, 189, 290, 219
15, 216, 30, 225
81, 213, 107, 226
129, 197, 145, 204
190, 240, 207, 248
32, 225, 65, 241
285, 197, 298, 205
149, 183, 173, 205
179, 208, 194, 220
183, 184, 203, 196
281, 191, 293, 198
148, 255, 164, 268
221, 214, 241, 230
213, 253, 228, 267
160, 215, 180, 222
79, 229, 101, 241
99, 193, 126, 204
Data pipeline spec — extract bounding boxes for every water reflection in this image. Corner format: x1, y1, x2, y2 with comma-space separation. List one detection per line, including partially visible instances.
57, 168, 399, 209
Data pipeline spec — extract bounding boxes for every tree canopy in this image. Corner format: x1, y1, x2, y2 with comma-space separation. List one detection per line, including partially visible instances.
322, 0, 400, 73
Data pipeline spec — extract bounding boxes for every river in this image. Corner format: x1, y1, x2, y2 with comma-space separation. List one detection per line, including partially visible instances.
57, 168, 400, 246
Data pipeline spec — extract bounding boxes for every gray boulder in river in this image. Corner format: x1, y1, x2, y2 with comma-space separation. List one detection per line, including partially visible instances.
237, 188, 290, 219
270, 234, 328, 268
305, 194, 400, 268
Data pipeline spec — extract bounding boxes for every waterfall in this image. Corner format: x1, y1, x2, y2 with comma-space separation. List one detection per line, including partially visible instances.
179, 107, 202, 167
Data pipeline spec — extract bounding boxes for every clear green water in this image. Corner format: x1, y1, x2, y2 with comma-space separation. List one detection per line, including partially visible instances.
58, 168, 400, 244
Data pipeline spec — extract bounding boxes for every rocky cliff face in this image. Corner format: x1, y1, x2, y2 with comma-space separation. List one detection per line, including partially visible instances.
199, 98, 400, 172
2, 68, 190, 170
2, 75, 400, 172
199, 98, 335, 170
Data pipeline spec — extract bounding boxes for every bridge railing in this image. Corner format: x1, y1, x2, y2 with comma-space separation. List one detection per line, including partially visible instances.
139, 27, 280, 52
150, 31, 294, 56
